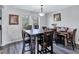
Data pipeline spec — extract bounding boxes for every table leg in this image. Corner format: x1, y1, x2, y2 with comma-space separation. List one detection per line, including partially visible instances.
51, 40, 53, 54
30, 36, 32, 54
30, 35, 38, 54
30, 36, 35, 54
64, 35, 67, 47
35, 36, 37, 54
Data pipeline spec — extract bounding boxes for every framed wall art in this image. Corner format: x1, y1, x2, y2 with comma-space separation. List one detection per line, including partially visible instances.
53, 13, 61, 21
9, 14, 19, 25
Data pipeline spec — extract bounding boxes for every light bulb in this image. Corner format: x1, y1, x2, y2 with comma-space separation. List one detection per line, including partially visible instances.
39, 12, 45, 16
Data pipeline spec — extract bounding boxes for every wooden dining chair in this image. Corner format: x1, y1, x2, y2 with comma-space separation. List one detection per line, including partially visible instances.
38, 30, 54, 54
54, 27, 63, 44
52, 28, 58, 43
37, 26, 47, 53
22, 30, 31, 54
67, 29, 77, 50
55, 27, 69, 45
42, 26, 47, 30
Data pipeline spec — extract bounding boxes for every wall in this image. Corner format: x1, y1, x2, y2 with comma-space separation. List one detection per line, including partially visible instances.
0, 9, 2, 17
39, 15, 47, 29
46, 5, 79, 44
1, 5, 46, 46
0, 9, 2, 25
0, 8, 2, 45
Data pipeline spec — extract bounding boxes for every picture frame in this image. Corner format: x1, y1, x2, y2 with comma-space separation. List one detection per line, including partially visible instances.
9, 14, 19, 25
53, 13, 61, 21
0, 17, 2, 19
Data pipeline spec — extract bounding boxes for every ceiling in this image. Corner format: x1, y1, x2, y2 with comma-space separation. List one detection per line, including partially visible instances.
9, 5, 72, 13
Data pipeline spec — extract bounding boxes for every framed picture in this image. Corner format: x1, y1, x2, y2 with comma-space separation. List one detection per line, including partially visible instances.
53, 13, 61, 21
9, 14, 19, 25
0, 17, 2, 19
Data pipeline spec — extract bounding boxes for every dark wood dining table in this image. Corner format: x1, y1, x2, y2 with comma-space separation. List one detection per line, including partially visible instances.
23, 29, 54, 54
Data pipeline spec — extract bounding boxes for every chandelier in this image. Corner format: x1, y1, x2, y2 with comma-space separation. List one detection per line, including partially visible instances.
39, 5, 45, 16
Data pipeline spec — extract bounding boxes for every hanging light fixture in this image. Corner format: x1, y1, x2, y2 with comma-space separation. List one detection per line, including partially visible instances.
39, 5, 45, 16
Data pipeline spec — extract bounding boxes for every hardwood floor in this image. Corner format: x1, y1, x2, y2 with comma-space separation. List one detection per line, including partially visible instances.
53, 44, 79, 54
0, 41, 79, 54
0, 41, 23, 54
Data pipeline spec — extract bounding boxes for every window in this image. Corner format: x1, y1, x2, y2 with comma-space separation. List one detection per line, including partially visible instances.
32, 16, 39, 29
32, 16, 39, 25
22, 16, 39, 29
22, 16, 29, 28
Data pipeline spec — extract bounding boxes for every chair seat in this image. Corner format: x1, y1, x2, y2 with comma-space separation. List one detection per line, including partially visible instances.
24, 37, 30, 40
24, 37, 30, 43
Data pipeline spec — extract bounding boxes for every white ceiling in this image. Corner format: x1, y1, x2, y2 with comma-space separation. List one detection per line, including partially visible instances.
9, 5, 72, 13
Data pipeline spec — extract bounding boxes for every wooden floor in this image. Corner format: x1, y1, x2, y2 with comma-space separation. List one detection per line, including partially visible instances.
53, 44, 79, 54
0, 41, 23, 54
0, 41, 79, 54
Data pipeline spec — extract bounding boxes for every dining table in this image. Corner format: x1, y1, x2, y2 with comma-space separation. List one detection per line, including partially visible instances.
23, 29, 54, 54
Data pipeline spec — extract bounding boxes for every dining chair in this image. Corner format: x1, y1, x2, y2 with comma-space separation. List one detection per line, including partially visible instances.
37, 26, 47, 53
26, 25, 32, 30
55, 27, 69, 45
22, 30, 31, 54
54, 27, 63, 44
56, 27, 69, 32
38, 30, 54, 54
67, 29, 77, 50
42, 26, 47, 30
34, 25, 39, 29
